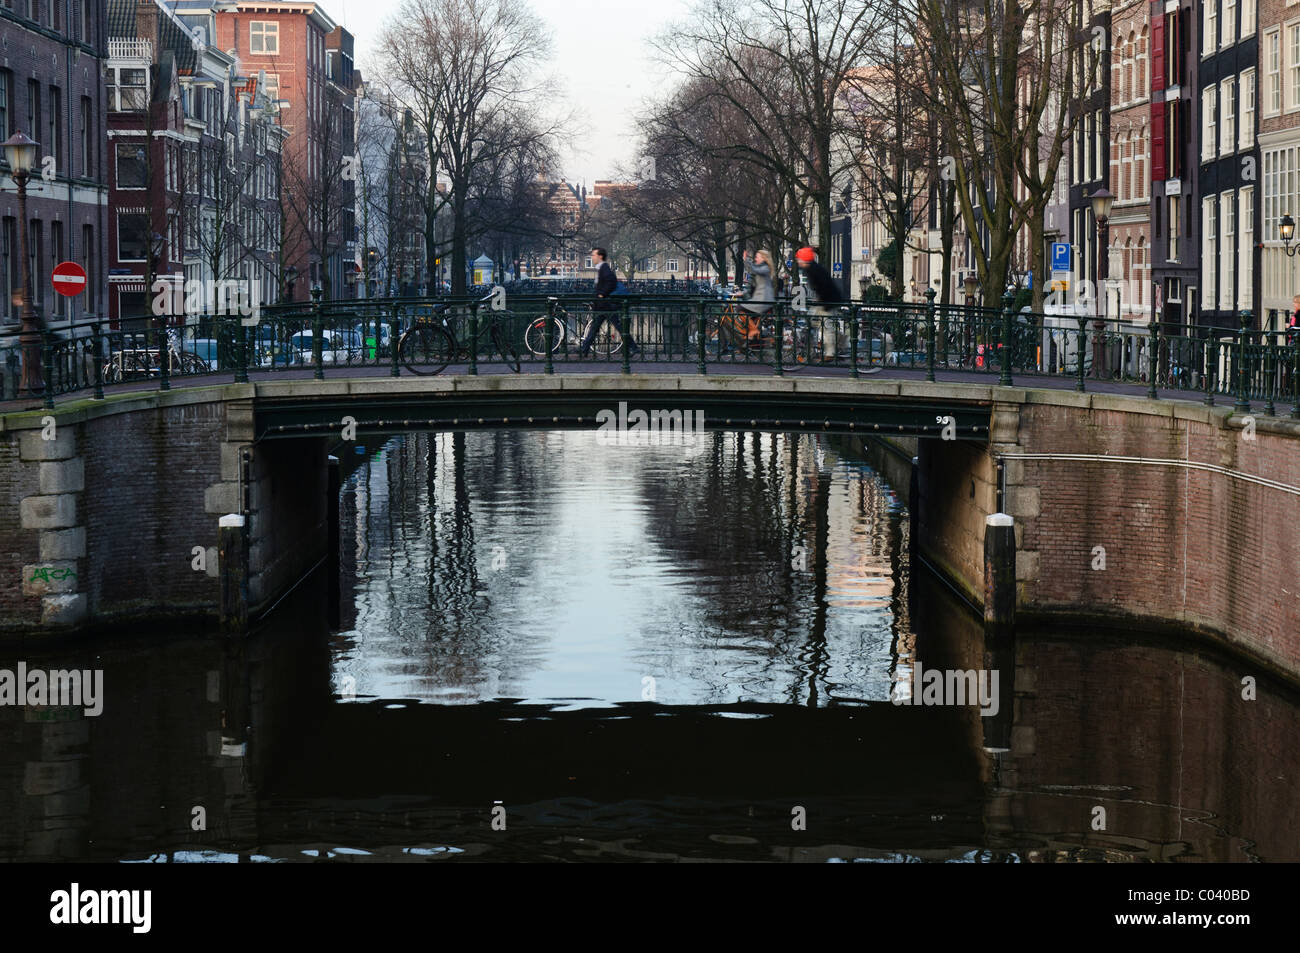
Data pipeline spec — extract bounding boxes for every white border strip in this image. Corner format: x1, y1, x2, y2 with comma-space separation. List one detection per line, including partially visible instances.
1000, 452, 1300, 498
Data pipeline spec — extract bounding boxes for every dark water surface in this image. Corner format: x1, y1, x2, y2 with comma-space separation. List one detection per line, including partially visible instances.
1, 430, 1296, 862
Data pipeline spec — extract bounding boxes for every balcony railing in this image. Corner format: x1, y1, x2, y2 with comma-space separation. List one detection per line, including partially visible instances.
108, 39, 153, 61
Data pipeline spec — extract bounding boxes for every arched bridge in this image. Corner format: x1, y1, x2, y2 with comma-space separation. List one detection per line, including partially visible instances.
2, 371, 1299, 683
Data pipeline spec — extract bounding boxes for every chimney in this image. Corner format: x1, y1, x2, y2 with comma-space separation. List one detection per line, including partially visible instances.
135, 0, 159, 62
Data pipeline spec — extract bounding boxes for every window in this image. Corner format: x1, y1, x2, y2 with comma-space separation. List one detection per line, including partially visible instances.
82, 225, 94, 312
1221, 78, 1236, 155
0, 71, 8, 142
1094, 110, 1104, 179
1224, 0, 1237, 46
667, 258, 679, 272
117, 214, 150, 262
1292, 25, 1300, 109
1167, 99, 1182, 179
262, 74, 280, 100
1204, 0, 1216, 56
80, 97, 91, 176
1202, 197, 1217, 307
1202, 85, 1217, 162
27, 80, 38, 137
1268, 30, 1282, 114
116, 143, 148, 188
1168, 195, 1180, 261
1220, 191, 1235, 311
1244, 0, 1256, 34
0, 218, 12, 322
50, 221, 64, 320
1241, 69, 1256, 150
47, 86, 59, 173
29, 221, 43, 309
250, 21, 279, 55
1239, 187, 1254, 311
1165, 12, 1181, 88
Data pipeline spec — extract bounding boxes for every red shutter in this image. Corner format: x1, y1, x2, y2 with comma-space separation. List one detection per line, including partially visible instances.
1152, 7, 1165, 94
1152, 101, 1167, 181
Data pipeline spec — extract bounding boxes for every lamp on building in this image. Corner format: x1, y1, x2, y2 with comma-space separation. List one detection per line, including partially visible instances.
963, 272, 979, 305
3, 130, 44, 397
1280, 214, 1300, 257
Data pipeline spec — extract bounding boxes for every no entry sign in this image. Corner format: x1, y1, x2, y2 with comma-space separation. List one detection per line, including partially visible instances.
51, 261, 87, 297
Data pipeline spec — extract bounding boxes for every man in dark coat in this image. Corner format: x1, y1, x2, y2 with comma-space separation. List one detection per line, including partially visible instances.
580, 247, 639, 356
795, 246, 843, 359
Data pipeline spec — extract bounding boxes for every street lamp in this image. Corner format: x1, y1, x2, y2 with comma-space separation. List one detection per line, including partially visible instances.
1280, 214, 1300, 257
3, 130, 43, 397
1088, 187, 1114, 378
963, 272, 979, 305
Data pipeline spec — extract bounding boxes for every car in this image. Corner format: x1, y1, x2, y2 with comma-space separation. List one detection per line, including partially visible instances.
288, 329, 363, 364
885, 350, 929, 366
185, 338, 220, 371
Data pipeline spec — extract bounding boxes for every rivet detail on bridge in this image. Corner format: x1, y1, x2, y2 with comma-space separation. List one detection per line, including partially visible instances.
553, 417, 558, 422
453, 418, 459, 424
478, 418, 485, 424
528, 417, 534, 423
503, 418, 508, 423
751, 420, 757, 426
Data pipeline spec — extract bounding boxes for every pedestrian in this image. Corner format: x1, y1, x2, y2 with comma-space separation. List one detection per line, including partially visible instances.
739, 249, 776, 342
794, 246, 843, 360
579, 247, 639, 357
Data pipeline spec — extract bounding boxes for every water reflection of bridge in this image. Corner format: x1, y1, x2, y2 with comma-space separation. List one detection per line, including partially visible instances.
2, 557, 1296, 861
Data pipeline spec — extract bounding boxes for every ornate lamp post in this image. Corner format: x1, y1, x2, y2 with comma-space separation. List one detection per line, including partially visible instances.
1280, 214, 1300, 256
1088, 187, 1114, 379
3, 131, 43, 397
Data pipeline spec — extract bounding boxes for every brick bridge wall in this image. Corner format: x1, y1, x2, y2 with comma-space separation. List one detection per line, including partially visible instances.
915, 392, 1300, 680
0, 387, 330, 635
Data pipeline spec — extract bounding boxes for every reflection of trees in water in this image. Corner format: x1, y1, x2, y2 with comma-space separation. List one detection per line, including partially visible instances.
639, 432, 905, 706
339, 430, 563, 698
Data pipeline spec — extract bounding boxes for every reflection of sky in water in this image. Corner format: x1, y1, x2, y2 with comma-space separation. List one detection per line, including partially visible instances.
334, 430, 909, 707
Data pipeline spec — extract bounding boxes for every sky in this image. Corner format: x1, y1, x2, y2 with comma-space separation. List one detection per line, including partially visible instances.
330, 0, 694, 188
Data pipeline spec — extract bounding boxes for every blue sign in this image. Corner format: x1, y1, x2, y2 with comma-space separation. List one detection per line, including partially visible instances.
1051, 242, 1071, 272
832, 262, 843, 276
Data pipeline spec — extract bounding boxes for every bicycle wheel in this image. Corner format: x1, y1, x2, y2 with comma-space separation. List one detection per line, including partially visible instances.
524, 316, 565, 355
583, 316, 623, 357
491, 320, 522, 373
399, 324, 455, 375
179, 352, 207, 375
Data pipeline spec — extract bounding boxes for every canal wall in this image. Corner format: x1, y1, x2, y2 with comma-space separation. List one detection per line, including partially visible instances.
914, 392, 1300, 682
0, 386, 331, 636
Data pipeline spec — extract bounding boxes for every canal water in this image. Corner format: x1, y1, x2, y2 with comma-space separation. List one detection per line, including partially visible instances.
1, 430, 1296, 862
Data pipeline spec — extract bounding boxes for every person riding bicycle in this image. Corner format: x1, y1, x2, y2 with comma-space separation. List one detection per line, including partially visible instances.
738, 249, 776, 344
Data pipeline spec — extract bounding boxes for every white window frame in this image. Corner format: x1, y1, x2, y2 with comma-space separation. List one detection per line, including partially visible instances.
1221, 77, 1236, 156
1224, 0, 1237, 46
1202, 85, 1218, 163
1203, 197, 1217, 307
1220, 191, 1235, 311
1267, 29, 1282, 116
1239, 187, 1254, 311
1291, 23, 1300, 111
1240, 69, 1256, 150
1204, 0, 1217, 57
250, 21, 279, 55
1168, 195, 1180, 262
1243, 0, 1256, 33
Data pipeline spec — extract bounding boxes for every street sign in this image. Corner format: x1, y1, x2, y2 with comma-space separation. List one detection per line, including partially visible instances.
51, 261, 87, 297
1050, 242, 1071, 272
832, 262, 842, 276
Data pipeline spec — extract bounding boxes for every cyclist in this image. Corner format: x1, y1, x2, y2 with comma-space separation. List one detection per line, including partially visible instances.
738, 249, 776, 343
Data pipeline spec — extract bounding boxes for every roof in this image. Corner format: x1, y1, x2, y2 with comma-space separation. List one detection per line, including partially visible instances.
108, 0, 200, 74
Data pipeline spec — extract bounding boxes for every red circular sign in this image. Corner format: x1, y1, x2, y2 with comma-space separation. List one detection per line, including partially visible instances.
51, 261, 87, 297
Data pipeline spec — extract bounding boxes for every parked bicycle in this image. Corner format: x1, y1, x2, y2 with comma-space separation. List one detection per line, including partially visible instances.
524, 300, 624, 357
398, 293, 522, 374
688, 298, 810, 371
102, 340, 208, 382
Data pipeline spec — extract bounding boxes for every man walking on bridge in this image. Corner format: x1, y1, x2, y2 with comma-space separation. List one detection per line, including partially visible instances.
579, 247, 639, 357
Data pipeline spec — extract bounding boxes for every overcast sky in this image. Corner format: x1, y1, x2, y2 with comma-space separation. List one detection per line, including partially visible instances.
331, 0, 693, 187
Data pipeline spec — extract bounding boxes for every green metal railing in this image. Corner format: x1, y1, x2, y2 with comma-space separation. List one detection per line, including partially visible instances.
3, 295, 1297, 418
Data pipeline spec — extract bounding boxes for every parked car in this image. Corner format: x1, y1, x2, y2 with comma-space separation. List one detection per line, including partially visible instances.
186, 338, 220, 371
288, 329, 363, 364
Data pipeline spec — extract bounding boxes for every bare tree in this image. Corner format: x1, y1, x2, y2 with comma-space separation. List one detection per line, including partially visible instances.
374, 0, 569, 294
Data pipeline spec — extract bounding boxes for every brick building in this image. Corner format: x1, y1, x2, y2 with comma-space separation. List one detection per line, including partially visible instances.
0, 0, 109, 335
172, 0, 353, 301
